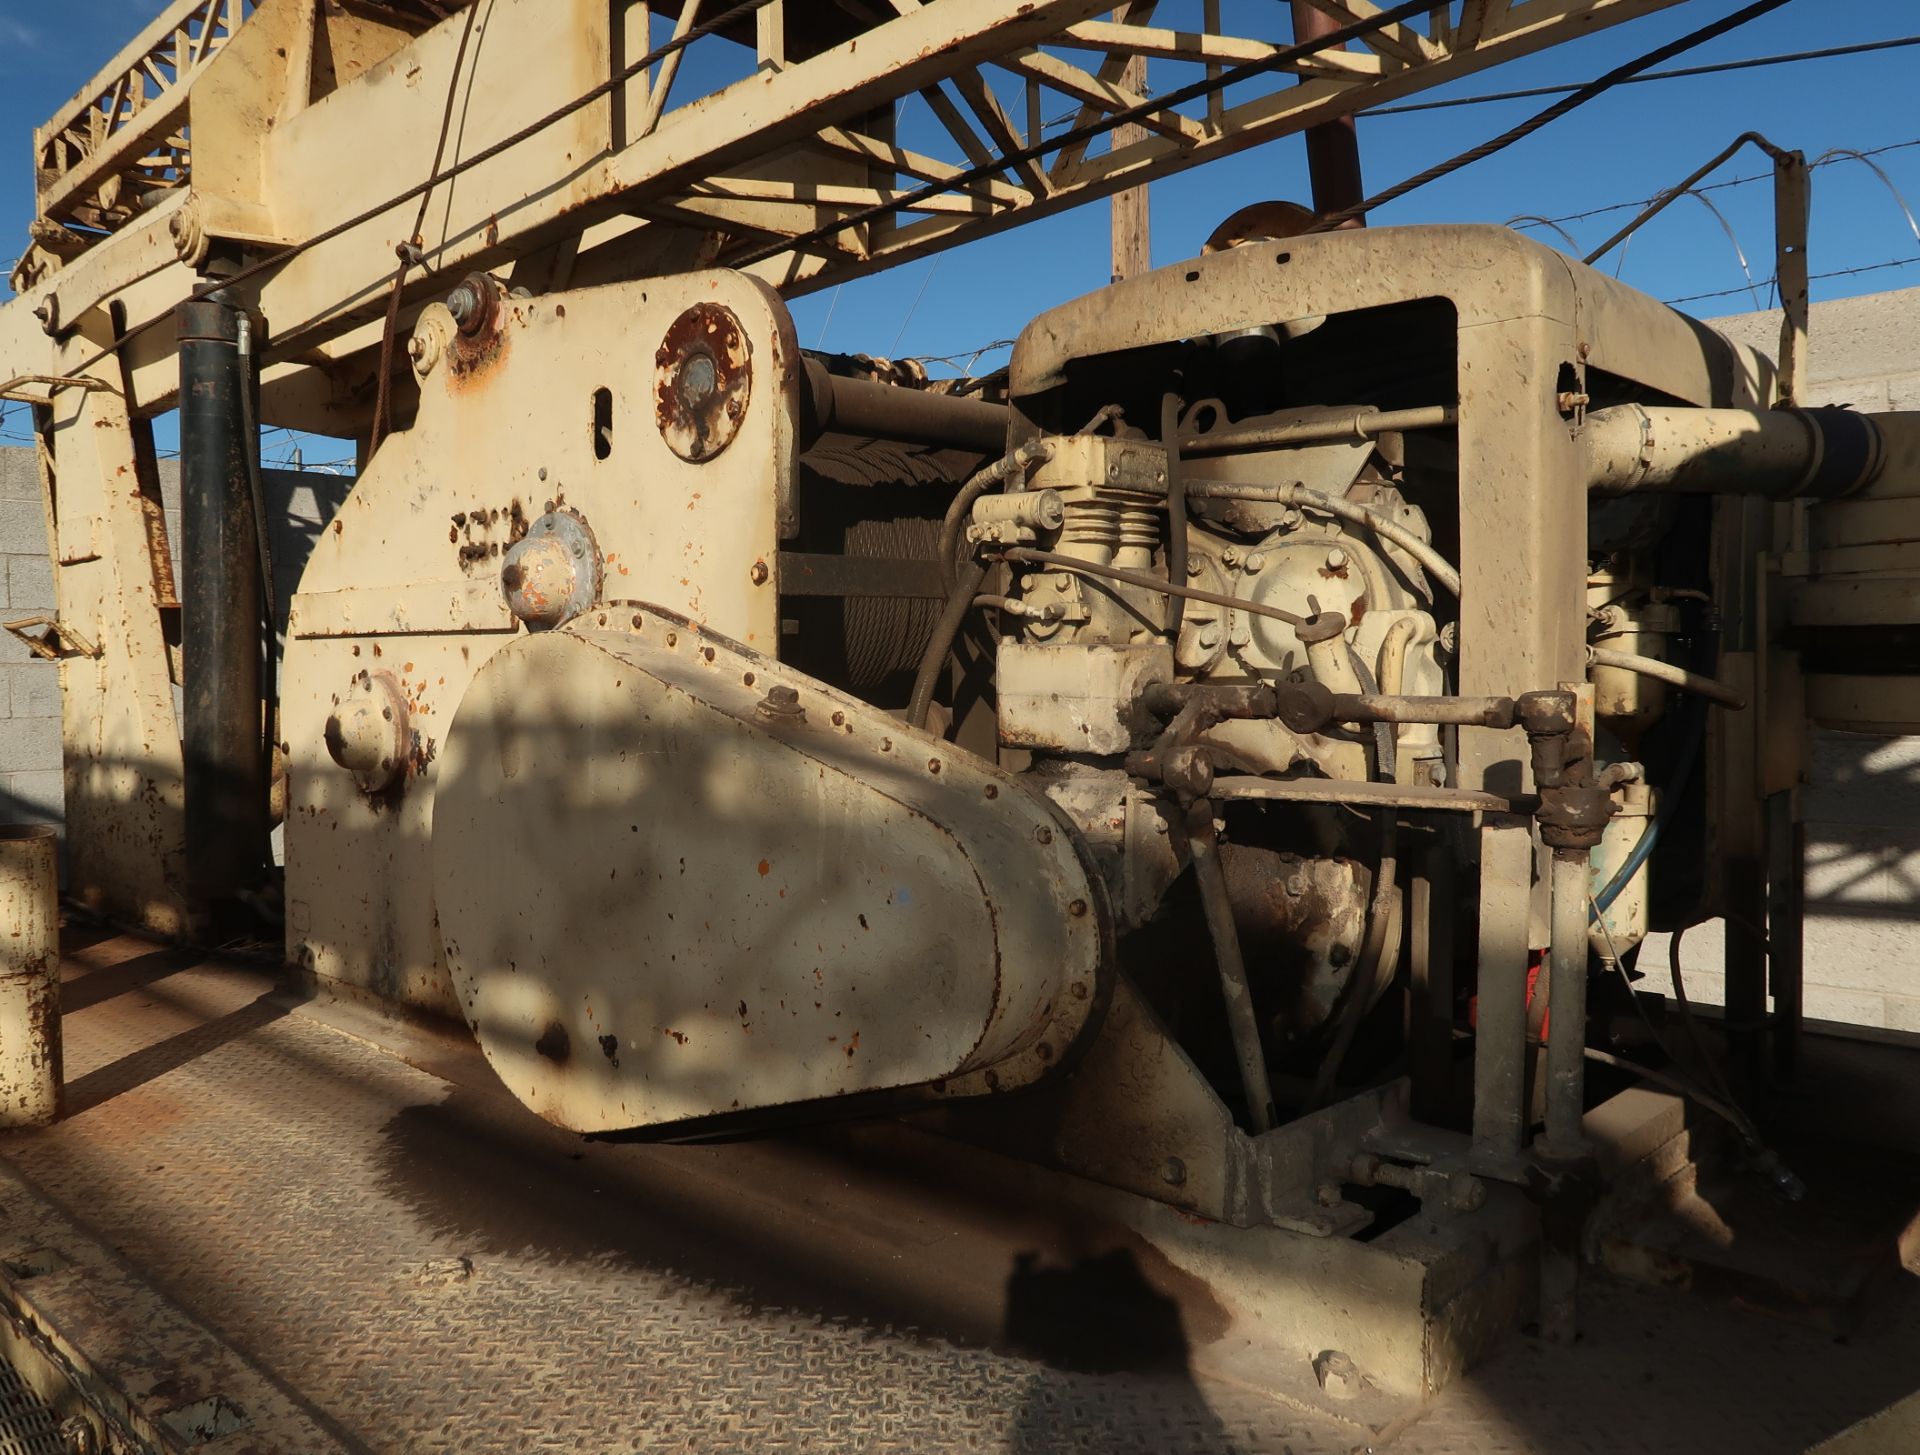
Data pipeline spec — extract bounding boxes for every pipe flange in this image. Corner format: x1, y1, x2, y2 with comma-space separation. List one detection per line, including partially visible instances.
502, 508, 601, 631
324, 672, 410, 795
655, 303, 752, 462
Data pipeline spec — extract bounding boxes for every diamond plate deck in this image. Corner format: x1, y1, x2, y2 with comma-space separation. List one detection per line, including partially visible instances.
0, 1360, 60, 1455
0, 928, 1914, 1454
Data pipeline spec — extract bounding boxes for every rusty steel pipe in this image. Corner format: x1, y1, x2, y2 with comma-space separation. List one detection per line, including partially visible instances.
1289, 2, 1366, 223
0, 826, 61, 1127
1539, 850, 1592, 1160
802, 359, 1008, 454
178, 295, 271, 904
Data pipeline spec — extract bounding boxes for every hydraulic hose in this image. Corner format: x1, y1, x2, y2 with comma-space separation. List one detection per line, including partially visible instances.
907, 560, 986, 732
1589, 646, 1745, 709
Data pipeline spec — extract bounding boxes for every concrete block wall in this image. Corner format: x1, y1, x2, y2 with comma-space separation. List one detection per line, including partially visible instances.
1638, 287, 1920, 1030
0, 443, 349, 830
0, 450, 61, 824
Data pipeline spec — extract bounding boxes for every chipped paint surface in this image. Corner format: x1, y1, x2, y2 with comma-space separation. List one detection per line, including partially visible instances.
282, 272, 794, 1018
430, 607, 1109, 1133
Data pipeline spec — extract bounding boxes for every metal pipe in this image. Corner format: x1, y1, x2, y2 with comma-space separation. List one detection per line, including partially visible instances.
1331, 692, 1516, 728
1180, 403, 1456, 455
1589, 646, 1745, 709
1289, 1, 1367, 224
1185, 800, 1276, 1133
178, 295, 270, 905
1582, 403, 1901, 501
1162, 392, 1188, 636
1541, 850, 1591, 1158
1375, 615, 1419, 697
803, 358, 1008, 454
0, 825, 60, 1127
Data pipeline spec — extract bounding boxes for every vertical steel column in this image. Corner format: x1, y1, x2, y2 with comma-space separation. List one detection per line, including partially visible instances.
1541, 850, 1591, 1157
1289, 2, 1366, 222
177, 296, 269, 904
1471, 815, 1535, 1174
0, 825, 61, 1126
1407, 841, 1455, 1124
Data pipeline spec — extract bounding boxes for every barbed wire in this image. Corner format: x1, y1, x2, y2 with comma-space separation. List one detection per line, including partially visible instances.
1514, 137, 1920, 230
1665, 252, 1920, 307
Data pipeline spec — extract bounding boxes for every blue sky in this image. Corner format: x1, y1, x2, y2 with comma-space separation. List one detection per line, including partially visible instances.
1, 0, 1916, 406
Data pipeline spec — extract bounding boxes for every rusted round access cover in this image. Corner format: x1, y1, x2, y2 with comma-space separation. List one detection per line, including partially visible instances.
655, 302, 752, 462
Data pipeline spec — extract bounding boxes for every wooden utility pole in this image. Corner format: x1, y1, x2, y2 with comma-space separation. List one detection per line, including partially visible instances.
1109, 4, 1150, 281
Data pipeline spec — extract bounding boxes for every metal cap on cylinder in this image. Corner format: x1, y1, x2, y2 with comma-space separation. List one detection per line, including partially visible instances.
324, 673, 410, 795
501, 508, 601, 631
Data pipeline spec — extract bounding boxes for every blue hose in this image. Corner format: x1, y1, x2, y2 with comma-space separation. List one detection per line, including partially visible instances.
1591, 672, 1709, 919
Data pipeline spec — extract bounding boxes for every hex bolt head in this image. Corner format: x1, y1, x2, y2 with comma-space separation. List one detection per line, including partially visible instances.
1221, 546, 1241, 568
749, 559, 770, 585
1186, 558, 1205, 578
446, 284, 479, 327
1244, 551, 1266, 573
1325, 547, 1348, 570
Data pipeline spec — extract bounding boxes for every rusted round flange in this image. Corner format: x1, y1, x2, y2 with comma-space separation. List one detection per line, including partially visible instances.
655, 302, 752, 462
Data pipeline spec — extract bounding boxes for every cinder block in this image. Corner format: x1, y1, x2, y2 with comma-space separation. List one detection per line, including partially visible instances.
1802, 983, 1888, 1029
0, 715, 60, 773
1, 769, 62, 824
156, 458, 181, 517
0, 449, 39, 501
1805, 733, 1920, 829
1887, 374, 1920, 413
9, 665, 58, 719
0, 498, 45, 553
6, 553, 52, 612
0, 627, 35, 666
1884, 996, 1920, 1035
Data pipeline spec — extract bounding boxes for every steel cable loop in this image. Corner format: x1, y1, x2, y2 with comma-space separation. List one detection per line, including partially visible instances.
370, 0, 485, 456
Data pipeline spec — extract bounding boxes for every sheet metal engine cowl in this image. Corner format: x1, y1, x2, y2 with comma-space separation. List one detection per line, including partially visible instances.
431, 609, 1111, 1132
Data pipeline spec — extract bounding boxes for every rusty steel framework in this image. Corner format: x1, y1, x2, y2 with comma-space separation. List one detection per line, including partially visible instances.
18, 0, 1920, 1438
6, 0, 1693, 409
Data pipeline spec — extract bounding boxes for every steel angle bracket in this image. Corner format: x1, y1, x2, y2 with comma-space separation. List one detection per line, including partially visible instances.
431, 604, 1113, 1134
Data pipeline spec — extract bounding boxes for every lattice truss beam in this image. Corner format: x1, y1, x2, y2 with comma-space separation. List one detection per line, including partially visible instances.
647, 0, 1689, 286
33, 0, 255, 239
9, 0, 1689, 403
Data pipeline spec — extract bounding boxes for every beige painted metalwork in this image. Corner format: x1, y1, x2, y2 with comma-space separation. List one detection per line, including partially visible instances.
282, 269, 797, 1013
2, 0, 1691, 422
433, 610, 1108, 1131
0, 826, 61, 1128
25, 0, 254, 267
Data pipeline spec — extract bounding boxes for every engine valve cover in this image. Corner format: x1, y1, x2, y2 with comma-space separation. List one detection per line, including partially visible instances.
432, 609, 1110, 1132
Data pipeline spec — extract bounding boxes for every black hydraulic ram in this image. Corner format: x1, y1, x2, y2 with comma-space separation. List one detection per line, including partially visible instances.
177, 295, 270, 906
